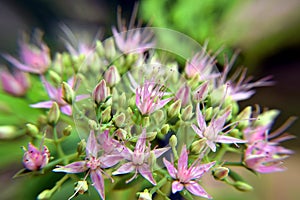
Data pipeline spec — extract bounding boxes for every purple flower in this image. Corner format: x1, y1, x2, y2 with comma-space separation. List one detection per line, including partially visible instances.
112, 129, 170, 185
53, 130, 118, 200
3, 33, 50, 74
23, 143, 50, 171
244, 141, 293, 173
163, 145, 215, 199
185, 43, 220, 80
0, 69, 30, 97
112, 5, 154, 54
191, 103, 247, 152
30, 76, 87, 115
219, 56, 273, 101
174, 84, 190, 107
136, 80, 172, 115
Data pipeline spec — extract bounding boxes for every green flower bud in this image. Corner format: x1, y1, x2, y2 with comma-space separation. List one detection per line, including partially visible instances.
47, 102, 60, 125
63, 125, 72, 136
146, 131, 157, 141
37, 189, 52, 200
204, 107, 213, 121
77, 139, 86, 155
153, 110, 165, 124
142, 116, 150, 127
26, 123, 39, 137
114, 113, 126, 128
0, 125, 17, 139
62, 52, 72, 68
75, 180, 88, 195
169, 135, 177, 148
234, 181, 253, 192
181, 104, 194, 121
48, 70, 62, 85
115, 128, 127, 140
213, 167, 230, 180
168, 100, 181, 118
101, 106, 111, 123
236, 106, 252, 129
161, 124, 170, 135
104, 38, 116, 60
254, 109, 280, 127
96, 40, 105, 56
118, 92, 127, 108
190, 138, 206, 154
88, 120, 99, 130
62, 82, 74, 104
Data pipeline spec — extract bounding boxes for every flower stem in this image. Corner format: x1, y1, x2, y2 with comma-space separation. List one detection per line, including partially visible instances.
53, 125, 66, 163
150, 176, 168, 195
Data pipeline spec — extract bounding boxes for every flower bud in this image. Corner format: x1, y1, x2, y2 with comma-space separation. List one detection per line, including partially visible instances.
101, 106, 111, 123
204, 107, 213, 121
146, 131, 157, 141
115, 128, 127, 140
190, 139, 206, 154
47, 102, 60, 125
161, 124, 170, 135
77, 139, 86, 155
234, 181, 253, 192
167, 99, 181, 118
48, 70, 61, 85
62, 82, 74, 104
213, 167, 230, 180
142, 116, 150, 127
96, 40, 105, 56
104, 65, 121, 87
23, 143, 50, 171
138, 189, 152, 200
254, 109, 280, 127
104, 38, 116, 59
114, 113, 126, 128
92, 80, 108, 105
63, 125, 72, 136
153, 110, 165, 124
236, 106, 252, 129
37, 189, 52, 200
181, 104, 194, 121
88, 119, 99, 130
75, 180, 88, 195
193, 82, 209, 102
0, 125, 18, 139
169, 135, 178, 148
26, 123, 39, 137
175, 84, 190, 107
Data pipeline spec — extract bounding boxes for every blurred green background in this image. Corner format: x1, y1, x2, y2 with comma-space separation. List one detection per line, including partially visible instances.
0, 0, 299, 199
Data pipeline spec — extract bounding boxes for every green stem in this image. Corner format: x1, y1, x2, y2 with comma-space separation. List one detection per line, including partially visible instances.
49, 174, 70, 195
224, 161, 244, 166
44, 152, 78, 171
150, 176, 168, 195
214, 144, 228, 161
53, 125, 66, 163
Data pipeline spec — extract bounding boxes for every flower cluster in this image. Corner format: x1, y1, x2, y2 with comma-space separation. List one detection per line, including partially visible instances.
0, 10, 295, 200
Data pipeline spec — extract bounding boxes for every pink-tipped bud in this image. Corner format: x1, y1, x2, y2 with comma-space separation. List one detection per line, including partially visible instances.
23, 143, 50, 171
0, 69, 30, 96
104, 65, 120, 87
193, 82, 209, 102
92, 80, 108, 104
175, 84, 190, 107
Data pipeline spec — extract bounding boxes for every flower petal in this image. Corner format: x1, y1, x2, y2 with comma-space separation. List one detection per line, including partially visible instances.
163, 158, 177, 179
196, 103, 206, 130
90, 170, 105, 200
216, 135, 247, 144
138, 164, 156, 185
172, 181, 184, 194
185, 181, 212, 199
30, 101, 54, 108
86, 130, 98, 156
135, 129, 147, 153
112, 162, 135, 175
178, 145, 188, 171
152, 147, 170, 158
53, 161, 86, 173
